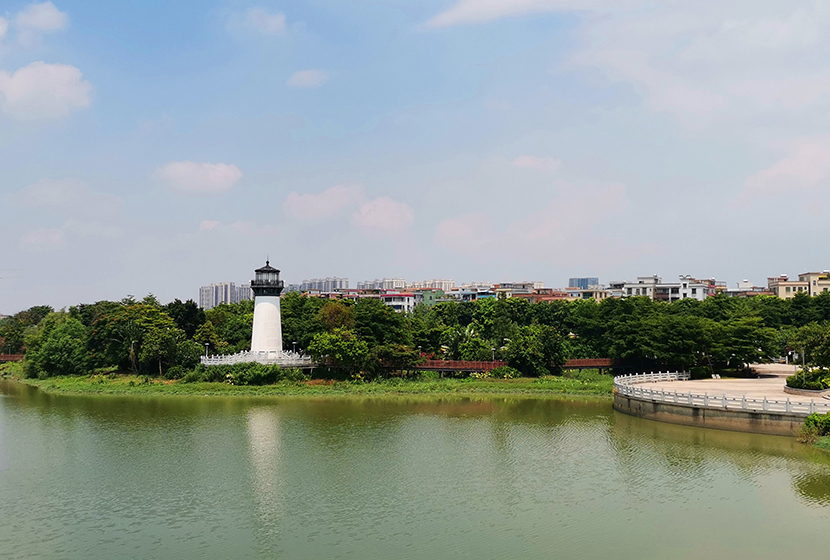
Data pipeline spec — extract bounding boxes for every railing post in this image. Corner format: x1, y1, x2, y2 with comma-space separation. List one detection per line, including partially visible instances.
704, 392, 708, 407
742, 395, 746, 410
763, 396, 768, 412
786, 397, 791, 414
722, 395, 727, 409
811, 400, 816, 415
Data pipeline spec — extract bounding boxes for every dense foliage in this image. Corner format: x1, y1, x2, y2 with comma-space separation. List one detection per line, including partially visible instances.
4, 289, 830, 379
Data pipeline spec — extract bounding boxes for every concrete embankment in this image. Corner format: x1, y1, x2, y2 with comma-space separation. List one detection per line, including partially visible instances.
614, 393, 806, 436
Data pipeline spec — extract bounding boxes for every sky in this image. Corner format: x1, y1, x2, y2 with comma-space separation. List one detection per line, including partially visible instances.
2, 0, 830, 313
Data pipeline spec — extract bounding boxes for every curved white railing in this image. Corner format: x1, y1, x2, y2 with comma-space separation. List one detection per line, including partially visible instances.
201, 350, 315, 367
614, 371, 830, 416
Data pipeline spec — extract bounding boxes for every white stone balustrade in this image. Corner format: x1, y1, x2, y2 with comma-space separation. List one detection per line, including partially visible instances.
201, 350, 314, 368
614, 371, 830, 416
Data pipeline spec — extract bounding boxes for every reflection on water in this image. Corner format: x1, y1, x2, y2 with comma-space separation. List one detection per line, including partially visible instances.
1, 380, 830, 559
246, 407, 283, 542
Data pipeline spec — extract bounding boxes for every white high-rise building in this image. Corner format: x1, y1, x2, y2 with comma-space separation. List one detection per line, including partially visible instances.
300, 277, 349, 292
357, 277, 406, 290
198, 282, 254, 309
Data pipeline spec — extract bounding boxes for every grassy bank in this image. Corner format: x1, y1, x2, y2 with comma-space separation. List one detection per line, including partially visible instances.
1, 365, 613, 398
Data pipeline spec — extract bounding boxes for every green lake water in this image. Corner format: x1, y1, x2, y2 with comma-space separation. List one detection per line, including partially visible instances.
2, 379, 830, 559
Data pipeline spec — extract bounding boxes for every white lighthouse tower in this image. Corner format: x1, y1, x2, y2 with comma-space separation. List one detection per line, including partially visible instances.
250, 260, 284, 357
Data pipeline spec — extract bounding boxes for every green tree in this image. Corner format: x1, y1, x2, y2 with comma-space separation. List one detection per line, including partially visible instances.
164, 299, 206, 338
193, 321, 225, 353
353, 298, 408, 346
25, 314, 90, 378
307, 328, 370, 374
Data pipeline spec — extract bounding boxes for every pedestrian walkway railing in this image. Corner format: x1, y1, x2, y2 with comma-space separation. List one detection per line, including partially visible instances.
614, 371, 830, 416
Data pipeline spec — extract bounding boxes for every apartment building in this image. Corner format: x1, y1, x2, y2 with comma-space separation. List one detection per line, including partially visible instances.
199, 282, 254, 310
615, 275, 717, 302
768, 272, 830, 298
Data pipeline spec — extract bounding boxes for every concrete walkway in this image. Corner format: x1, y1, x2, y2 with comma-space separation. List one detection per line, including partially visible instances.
643, 364, 829, 401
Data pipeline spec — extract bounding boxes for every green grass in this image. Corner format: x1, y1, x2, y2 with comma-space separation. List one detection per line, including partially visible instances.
814, 437, 830, 452
5, 369, 614, 399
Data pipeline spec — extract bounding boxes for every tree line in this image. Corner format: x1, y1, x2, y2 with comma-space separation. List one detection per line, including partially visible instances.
3, 290, 830, 379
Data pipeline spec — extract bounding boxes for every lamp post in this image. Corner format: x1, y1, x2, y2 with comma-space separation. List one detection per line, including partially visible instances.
204, 342, 209, 357
492, 347, 496, 361
292, 341, 297, 354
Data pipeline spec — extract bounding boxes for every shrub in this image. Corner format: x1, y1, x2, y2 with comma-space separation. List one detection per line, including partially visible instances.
469, 370, 491, 379
787, 368, 830, 391
490, 366, 520, 379
800, 412, 830, 443
164, 365, 186, 380
182, 362, 309, 385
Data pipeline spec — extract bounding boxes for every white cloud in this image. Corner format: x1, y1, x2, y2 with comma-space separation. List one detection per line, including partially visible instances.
512, 155, 561, 172
155, 161, 243, 196
0, 61, 92, 120
435, 182, 637, 265
283, 184, 365, 220
428, 2, 830, 129
243, 7, 286, 35
352, 197, 414, 233
19, 227, 64, 252
423, 0, 637, 28
19, 220, 122, 253
0, 17, 8, 41
287, 70, 329, 88
199, 220, 220, 231
740, 137, 830, 201
13, 178, 122, 217
15, 1, 69, 47
570, 2, 830, 126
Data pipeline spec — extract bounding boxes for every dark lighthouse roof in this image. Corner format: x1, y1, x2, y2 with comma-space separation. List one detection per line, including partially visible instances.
251, 259, 284, 297
255, 260, 280, 275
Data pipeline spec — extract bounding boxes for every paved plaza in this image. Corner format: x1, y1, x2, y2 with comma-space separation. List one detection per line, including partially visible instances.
642, 364, 825, 401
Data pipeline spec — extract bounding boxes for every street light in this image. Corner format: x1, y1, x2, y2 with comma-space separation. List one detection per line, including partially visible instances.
292, 341, 297, 354
204, 342, 209, 357
492, 347, 496, 361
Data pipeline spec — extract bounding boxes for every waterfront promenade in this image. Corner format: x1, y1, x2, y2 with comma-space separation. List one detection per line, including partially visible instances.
613, 368, 828, 435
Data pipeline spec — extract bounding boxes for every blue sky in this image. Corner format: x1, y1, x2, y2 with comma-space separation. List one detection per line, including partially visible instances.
3, 0, 830, 312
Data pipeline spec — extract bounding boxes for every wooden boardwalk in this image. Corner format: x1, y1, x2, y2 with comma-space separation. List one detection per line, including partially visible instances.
0, 354, 23, 363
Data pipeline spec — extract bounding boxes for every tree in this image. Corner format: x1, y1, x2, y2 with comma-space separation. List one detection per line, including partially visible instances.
353, 298, 408, 346
164, 299, 206, 338
503, 325, 565, 376
307, 328, 370, 374
317, 301, 354, 332
25, 314, 90, 378
193, 321, 225, 353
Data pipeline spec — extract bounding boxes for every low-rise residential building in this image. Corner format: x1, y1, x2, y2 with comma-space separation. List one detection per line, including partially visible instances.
379, 292, 416, 313
511, 289, 578, 303
799, 271, 830, 296
768, 272, 830, 298
724, 280, 773, 298
413, 288, 444, 307
566, 287, 611, 301
767, 275, 809, 298
616, 275, 718, 302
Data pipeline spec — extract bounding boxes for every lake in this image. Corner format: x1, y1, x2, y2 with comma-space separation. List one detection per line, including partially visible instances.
1, 379, 830, 559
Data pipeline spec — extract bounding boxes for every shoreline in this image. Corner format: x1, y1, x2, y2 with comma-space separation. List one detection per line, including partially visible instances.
1, 371, 614, 400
